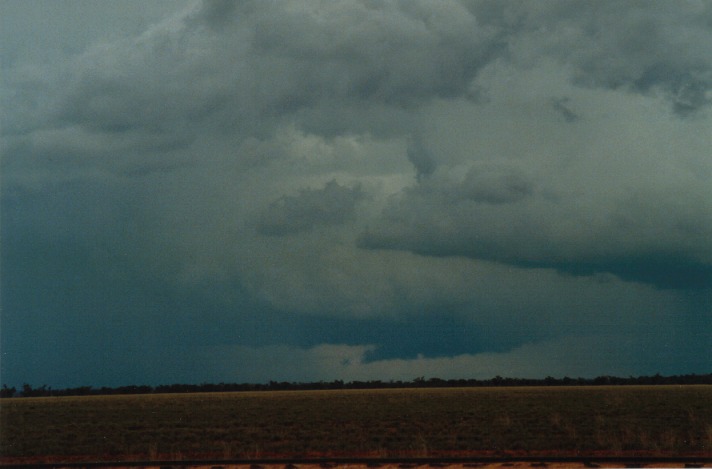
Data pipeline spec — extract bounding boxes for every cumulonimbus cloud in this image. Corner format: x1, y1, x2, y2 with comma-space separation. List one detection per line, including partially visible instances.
3, 0, 712, 388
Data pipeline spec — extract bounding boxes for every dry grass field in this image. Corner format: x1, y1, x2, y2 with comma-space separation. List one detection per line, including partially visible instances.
1, 386, 711, 464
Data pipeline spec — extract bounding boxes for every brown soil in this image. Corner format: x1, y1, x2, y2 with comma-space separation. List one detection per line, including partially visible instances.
2, 463, 709, 469
3, 452, 711, 469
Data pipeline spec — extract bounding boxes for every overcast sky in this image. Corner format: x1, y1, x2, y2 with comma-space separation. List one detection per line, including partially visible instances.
2, 0, 711, 389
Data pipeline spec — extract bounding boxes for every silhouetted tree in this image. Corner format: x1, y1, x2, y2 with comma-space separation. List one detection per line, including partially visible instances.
0, 385, 16, 398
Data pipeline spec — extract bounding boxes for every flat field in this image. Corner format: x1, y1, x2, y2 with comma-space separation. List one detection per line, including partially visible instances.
1, 386, 711, 463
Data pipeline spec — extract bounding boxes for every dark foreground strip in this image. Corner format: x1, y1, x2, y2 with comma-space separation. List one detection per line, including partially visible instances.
2, 456, 712, 469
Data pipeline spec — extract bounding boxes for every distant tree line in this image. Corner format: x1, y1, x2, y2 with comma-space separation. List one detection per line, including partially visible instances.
2, 373, 711, 398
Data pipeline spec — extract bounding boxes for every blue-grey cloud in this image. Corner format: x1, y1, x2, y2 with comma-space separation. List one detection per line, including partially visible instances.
482, 0, 712, 116
359, 194, 712, 291
2, 0, 712, 389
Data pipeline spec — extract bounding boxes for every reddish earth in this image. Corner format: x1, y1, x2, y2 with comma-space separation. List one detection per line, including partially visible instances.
2, 451, 711, 468
61, 464, 712, 469
1, 461, 710, 469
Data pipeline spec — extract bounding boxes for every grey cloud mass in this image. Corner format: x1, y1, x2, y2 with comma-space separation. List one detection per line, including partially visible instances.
258, 180, 363, 235
1, 0, 710, 389
494, 0, 712, 115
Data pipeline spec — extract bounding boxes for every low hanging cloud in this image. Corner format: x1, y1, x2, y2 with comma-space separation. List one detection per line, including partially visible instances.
150, 328, 711, 384
359, 184, 712, 290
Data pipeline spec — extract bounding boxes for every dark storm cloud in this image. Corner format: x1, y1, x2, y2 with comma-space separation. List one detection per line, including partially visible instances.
39, 0, 504, 155
246, 1, 499, 103
10, 0, 711, 174
3, 0, 712, 388
360, 220, 712, 291
258, 180, 363, 236
359, 159, 712, 290
503, 0, 712, 116
352, 0, 712, 291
